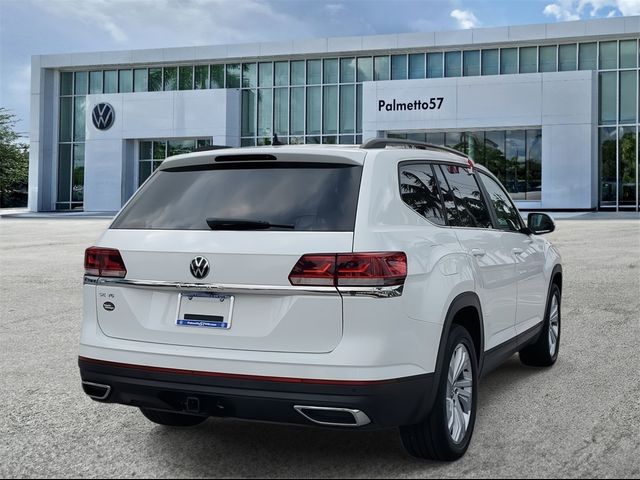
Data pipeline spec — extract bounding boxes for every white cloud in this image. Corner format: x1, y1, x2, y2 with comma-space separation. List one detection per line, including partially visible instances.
325, 3, 345, 15
543, 0, 640, 21
450, 9, 479, 29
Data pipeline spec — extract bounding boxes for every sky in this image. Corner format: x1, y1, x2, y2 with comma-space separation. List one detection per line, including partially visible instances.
1, 0, 639, 139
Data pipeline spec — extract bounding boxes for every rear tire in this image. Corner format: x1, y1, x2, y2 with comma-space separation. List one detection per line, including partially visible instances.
400, 325, 478, 461
140, 408, 207, 427
519, 284, 561, 367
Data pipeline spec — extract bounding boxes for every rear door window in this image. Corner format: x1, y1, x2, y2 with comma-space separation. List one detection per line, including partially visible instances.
399, 164, 446, 225
435, 164, 493, 229
479, 172, 524, 232
112, 162, 362, 231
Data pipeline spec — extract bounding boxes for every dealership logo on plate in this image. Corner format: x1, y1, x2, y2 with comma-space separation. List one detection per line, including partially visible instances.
92, 103, 115, 130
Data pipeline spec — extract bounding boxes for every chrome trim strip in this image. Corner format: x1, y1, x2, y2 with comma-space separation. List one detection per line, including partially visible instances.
294, 405, 371, 428
84, 276, 403, 298
82, 381, 112, 401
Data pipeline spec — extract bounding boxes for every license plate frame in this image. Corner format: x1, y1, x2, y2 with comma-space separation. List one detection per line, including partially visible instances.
176, 292, 235, 330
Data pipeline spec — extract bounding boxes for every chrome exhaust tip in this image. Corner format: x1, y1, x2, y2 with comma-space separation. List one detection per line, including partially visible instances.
294, 405, 371, 427
82, 381, 112, 401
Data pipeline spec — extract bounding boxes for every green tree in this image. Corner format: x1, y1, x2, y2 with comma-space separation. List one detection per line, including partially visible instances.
0, 109, 29, 207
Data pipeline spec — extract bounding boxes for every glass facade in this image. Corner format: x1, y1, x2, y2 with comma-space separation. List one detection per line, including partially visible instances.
388, 130, 542, 201
56, 37, 640, 210
137, 138, 211, 186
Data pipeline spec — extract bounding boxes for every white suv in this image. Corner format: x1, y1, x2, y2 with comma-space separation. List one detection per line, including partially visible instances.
79, 138, 562, 461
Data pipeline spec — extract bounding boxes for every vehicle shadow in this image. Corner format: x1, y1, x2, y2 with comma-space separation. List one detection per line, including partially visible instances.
142, 355, 553, 477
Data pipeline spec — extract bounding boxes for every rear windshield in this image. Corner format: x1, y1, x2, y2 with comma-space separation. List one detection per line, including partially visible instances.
111, 162, 363, 231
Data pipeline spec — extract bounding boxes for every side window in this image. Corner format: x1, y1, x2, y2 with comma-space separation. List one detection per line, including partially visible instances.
399, 164, 446, 225
436, 164, 493, 229
479, 173, 524, 232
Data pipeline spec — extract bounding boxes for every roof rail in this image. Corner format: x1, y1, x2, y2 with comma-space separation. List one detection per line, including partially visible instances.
361, 138, 468, 159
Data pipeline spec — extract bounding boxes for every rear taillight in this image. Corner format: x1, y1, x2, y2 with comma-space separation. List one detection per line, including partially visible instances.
84, 247, 127, 278
289, 252, 407, 287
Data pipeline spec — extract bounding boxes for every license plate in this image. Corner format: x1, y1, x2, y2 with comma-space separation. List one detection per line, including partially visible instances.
176, 292, 234, 330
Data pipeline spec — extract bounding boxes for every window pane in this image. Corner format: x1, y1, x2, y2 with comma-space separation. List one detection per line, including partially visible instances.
427, 52, 443, 78
274, 61, 288, 86
463, 50, 480, 76
445, 51, 462, 77
168, 139, 196, 157
599, 72, 617, 125
599, 41, 617, 70
197, 138, 211, 148
539, 45, 557, 72
426, 132, 445, 145
57, 144, 72, 203
259, 62, 273, 87
357, 57, 373, 82
339, 85, 355, 134
408, 54, 425, 79
374, 56, 389, 81
104, 70, 117, 93
500, 48, 517, 74
139, 141, 153, 160
437, 164, 492, 228
484, 130, 506, 185
620, 39, 637, 69
74, 71, 88, 95
506, 130, 527, 200
445, 132, 465, 151
323, 85, 338, 134
210, 65, 224, 88
340, 58, 356, 83
620, 71, 637, 123
619, 127, 636, 205
480, 173, 522, 231
179, 66, 193, 90
60, 72, 73, 96
290, 87, 304, 135
226, 64, 240, 88
599, 127, 617, 204
579, 43, 597, 70
119, 69, 133, 93
290, 60, 305, 85
399, 165, 446, 225
72, 143, 85, 202
558, 44, 577, 71
148, 68, 162, 91
134, 68, 148, 92
306, 86, 321, 134
59, 97, 72, 142
153, 141, 166, 160
73, 96, 85, 141
138, 161, 152, 187
519, 47, 537, 73
323, 58, 338, 84
307, 60, 321, 85
356, 83, 362, 133
481, 49, 498, 75
163, 67, 177, 91
466, 132, 484, 162
241, 89, 256, 136
274, 88, 288, 135
242, 63, 257, 88
257, 89, 272, 137
391, 55, 407, 80
525, 129, 542, 200
89, 71, 103, 94
194, 65, 208, 89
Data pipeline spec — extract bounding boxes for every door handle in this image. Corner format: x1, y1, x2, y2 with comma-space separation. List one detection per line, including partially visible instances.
513, 248, 524, 255
471, 248, 486, 257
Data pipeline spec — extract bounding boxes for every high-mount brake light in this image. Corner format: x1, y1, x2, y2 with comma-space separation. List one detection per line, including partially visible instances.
84, 247, 127, 278
288, 252, 407, 288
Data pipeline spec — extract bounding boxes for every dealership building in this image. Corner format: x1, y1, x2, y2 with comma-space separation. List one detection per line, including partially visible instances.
29, 16, 640, 212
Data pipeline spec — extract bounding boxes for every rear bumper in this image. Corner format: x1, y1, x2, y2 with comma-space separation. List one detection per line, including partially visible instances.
78, 357, 435, 430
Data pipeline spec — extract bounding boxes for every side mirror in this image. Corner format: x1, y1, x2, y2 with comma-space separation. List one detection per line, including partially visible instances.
528, 212, 555, 235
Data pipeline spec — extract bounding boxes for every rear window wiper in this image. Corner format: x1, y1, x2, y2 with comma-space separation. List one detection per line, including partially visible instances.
206, 218, 295, 230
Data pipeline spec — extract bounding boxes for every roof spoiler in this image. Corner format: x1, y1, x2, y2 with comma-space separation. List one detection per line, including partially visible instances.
361, 138, 468, 159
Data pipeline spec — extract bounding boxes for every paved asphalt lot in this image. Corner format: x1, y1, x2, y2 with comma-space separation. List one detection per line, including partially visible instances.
1, 215, 639, 478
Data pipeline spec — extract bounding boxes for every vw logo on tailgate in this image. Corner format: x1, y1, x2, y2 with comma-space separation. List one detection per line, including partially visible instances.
190, 256, 210, 280
92, 103, 115, 130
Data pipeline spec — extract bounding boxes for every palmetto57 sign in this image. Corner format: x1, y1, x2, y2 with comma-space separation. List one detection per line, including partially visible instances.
92, 103, 115, 130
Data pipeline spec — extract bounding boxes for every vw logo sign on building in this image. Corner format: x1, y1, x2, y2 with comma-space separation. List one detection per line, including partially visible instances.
92, 103, 115, 130
190, 256, 210, 280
